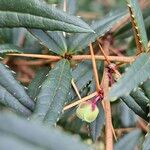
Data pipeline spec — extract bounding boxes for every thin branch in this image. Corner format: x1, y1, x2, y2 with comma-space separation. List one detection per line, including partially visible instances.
98, 42, 121, 78
7, 53, 135, 63
63, 91, 98, 111
71, 79, 82, 100
111, 123, 117, 141
13, 59, 51, 66
102, 68, 113, 150
98, 43, 111, 64
7, 53, 61, 60
89, 43, 100, 91
101, 38, 113, 150
72, 55, 135, 63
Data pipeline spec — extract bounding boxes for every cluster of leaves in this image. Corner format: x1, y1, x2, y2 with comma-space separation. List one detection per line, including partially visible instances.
0, 0, 150, 149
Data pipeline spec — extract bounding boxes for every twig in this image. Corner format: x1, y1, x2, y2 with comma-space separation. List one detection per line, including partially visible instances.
102, 68, 113, 150
98, 42, 121, 78
7, 53, 135, 63
101, 38, 113, 150
89, 43, 100, 91
13, 59, 51, 66
71, 79, 82, 100
98, 43, 111, 64
63, 91, 98, 111
7, 53, 61, 60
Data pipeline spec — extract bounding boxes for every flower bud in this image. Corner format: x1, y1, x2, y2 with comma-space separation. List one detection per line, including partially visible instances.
76, 101, 99, 123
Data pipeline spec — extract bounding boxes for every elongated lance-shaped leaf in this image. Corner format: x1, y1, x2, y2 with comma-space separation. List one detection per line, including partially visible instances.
142, 132, 150, 150
130, 88, 149, 113
89, 102, 104, 142
32, 59, 72, 125
120, 95, 148, 121
127, 0, 148, 52
0, 113, 90, 150
119, 102, 136, 127
109, 53, 150, 100
27, 67, 51, 100
67, 10, 126, 53
0, 85, 32, 116
0, 44, 22, 55
29, 29, 67, 55
0, 63, 34, 110
114, 129, 142, 150
0, 0, 93, 33
142, 79, 150, 100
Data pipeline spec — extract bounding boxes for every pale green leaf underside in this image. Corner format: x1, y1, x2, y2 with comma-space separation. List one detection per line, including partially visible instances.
0, 113, 90, 150
32, 59, 72, 125
109, 53, 150, 99
127, 0, 148, 51
0, 0, 93, 33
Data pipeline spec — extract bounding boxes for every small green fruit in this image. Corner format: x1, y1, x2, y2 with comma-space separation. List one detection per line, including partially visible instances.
76, 101, 99, 123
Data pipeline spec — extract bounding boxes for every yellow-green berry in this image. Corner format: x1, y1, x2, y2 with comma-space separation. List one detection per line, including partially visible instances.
76, 101, 99, 123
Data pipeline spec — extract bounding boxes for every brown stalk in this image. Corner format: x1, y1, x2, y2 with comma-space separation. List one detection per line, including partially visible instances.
89, 43, 101, 91
7, 53, 135, 63
7, 53, 61, 60
102, 68, 113, 150
101, 38, 113, 150
13, 59, 51, 66
63, 91, 98, 111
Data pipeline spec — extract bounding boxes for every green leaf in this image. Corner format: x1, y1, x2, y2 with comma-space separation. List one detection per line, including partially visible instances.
29, 29, 67, 55
109, 53, 150, 100
142, 132, 150, 150
114, 129, 142, 150
0, 85, 32, 116
89, 102, 104, 142
0, 44, 22, 55
142, 79, 150, 100
130, 88, 149, 113
0, 28, 12, 43
0, 112, 90, 150
0, 63, 34, 111
32, 59, 72, 125
127, 0, 148, 52
67, 10, 126, 53
0, 0, 93, 33
27, 67, 51, 100
120, 95, 148, 121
